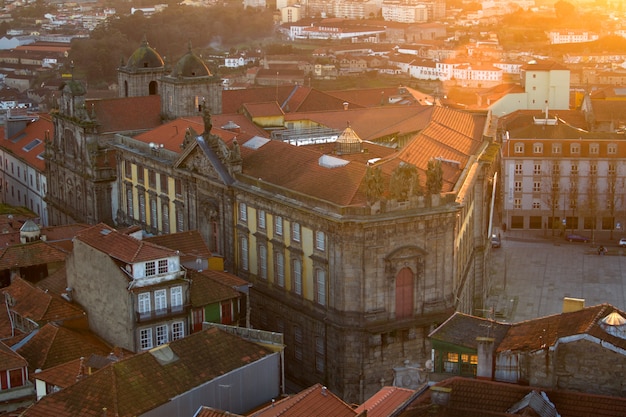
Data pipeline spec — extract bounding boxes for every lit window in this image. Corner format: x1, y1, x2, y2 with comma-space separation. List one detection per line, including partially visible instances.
172, 321, 184, 340
315, 231, 325, 251
292, 222, 301, 242
140, 328, 153, 350
145, 261, 156, 277
156, 325, 168, 346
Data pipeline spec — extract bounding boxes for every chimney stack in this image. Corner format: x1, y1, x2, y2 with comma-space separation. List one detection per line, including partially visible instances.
476, 336, 495, 380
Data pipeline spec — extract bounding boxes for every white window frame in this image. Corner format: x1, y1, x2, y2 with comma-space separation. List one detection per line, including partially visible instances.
154, 289, 167, 313
156, 324, 168, 346
275, 216, 283, 236
608, 144, 617, 154
241, 237, 249, 271
292, 222, 300, 242
158, 259, 168, 274
239, 202, 247, 222
533, 163, 541, 175
552, 143, 561, 154
140, 328, 153, 350
276, 252, 285, 287
589, 143, 599, 154
514, 198, 521, 209
533, 143, 543, 154
138, 292, 151, 314
259, 245, 268, 279
514, 163, 523, 175
170, 286, 183, 311
316, 268, 326, 306
145, 261, 156, 277
293, 259, 302, 295
533, 181, 541, 192
571, 143, 580, 154
514, 181, 522, 192
315, 231, 325, 251
514, 143, 524, 153
172, 321, 184, 340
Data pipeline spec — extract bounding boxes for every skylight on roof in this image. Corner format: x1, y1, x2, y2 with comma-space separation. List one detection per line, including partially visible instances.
37, 152, 44, 160
23, 138, 41, 152
319, 154, 349, 169
243, 136, 270, 150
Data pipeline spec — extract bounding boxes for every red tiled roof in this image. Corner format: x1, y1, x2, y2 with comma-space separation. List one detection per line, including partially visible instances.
402, 376, 626, 417
74, 223, 178, 265
0, 340, 27, 371
189, 270, 242, 307
21, 327, 273, 417
195, 407, 244, 417
36, 266, 68, 296
0, 113, 52, 171
2, 277, 84, 324
145, 230, 212, 260
355, 386, 416, 417
252, 383, 358, 417
243, 101, 284, 118
17, 322, 112, 371
87, 95, 162, 134
0, 240, 68, 269
32, 357, 83, 389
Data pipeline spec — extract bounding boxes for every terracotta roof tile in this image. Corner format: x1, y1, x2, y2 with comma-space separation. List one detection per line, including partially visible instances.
189, 270, 242, 307
36, 266, 68, 296
428, 312, 511, 350
74, 223, 178, 265
17, 323, 112, 371
252, 383, 357, 417
0, 240, 68, 270
2, 277, 84, 324
21, 327, 273, 417
195, 407, 244, 417
355, 386, 416, 417
145, 230, 213, 260
0, 340, 27, 370
402, 376, 626, 417
0, 113, 51, 171
87, 95, 162, 134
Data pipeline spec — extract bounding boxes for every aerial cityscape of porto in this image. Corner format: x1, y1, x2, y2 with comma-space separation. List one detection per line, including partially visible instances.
0, 0, 623, 414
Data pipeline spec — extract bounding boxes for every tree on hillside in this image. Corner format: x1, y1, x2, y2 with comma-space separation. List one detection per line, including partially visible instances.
554, 0, 576, 19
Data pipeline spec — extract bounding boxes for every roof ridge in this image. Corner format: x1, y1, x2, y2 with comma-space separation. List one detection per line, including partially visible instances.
585, 303, 611, 333
272, 383, 321, 416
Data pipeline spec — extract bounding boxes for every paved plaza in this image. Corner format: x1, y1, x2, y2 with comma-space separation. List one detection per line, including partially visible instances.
487, 230, 626, 322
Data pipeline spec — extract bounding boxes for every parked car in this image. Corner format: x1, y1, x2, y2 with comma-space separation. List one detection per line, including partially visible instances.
491, 234, 501, 248
566, 234, 590, 243
619, 238, 626, 247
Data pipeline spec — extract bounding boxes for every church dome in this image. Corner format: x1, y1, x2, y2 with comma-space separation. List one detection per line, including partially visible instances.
170, 43, 211, 78
126, 38, 164, 70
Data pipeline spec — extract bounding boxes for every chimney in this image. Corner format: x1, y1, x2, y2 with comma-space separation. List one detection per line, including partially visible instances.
343, 102, 349, 110
563, 297, 584, 313
476, 336, 495, 380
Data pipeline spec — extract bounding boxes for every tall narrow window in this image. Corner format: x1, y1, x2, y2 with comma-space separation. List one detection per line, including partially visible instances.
138, 292, 151, 314
315, 231, 325, 251
171, 286, 183, 311
239, 203, 247, 222
241, 237, 249, 271
172, 321, 184, 340
160, 173, 168, 193
292, 222, 301, 242
140, 328, 153, 350
137, 165, 144, 184
276, 252, 285, 287
176, 206, 184, 232
315, 336, 325, 373
139, 193, 146, 223
315, 269, 326, 306
162, 204, 170, 234
275, 216, 283, 236
126, 188, 134, 218
293, 259, 302, 295
154, 289, 167, 314
156, 325, 168, 346
258, 209, 266, 229
259, 245, 267, 279
150, 199, 157, 227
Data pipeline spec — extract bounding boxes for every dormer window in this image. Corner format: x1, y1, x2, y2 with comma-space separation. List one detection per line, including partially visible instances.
146, 261, 156, 277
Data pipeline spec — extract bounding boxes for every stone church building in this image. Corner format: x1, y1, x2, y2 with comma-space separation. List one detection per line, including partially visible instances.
43, 39, 499, 403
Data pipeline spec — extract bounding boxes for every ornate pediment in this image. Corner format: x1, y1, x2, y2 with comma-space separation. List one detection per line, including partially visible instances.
180, 148, 219, 179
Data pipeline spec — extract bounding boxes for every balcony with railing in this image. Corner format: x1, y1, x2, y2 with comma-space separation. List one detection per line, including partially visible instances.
135, 304, 189, 323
